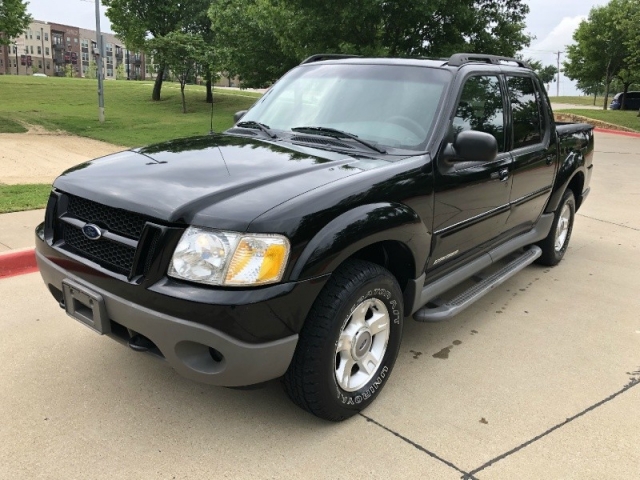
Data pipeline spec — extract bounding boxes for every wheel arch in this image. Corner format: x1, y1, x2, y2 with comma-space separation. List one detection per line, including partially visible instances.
290, 202, 430, 288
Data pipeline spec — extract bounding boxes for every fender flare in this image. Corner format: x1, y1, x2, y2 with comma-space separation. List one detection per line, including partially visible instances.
290, 202, 431, 282
545, 166, 585, 214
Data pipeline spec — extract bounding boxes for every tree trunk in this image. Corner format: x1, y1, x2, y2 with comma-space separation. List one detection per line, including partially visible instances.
181, 83, 187, 113
152, 65, 165, 101
603, 80, 611, 111
621, 83, 630, 110
206, 70, 213, 103
593, 93, 597, 106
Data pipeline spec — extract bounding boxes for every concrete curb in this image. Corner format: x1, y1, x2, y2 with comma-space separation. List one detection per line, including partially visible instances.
594, 127, 640, 138
0, 248, 38, 279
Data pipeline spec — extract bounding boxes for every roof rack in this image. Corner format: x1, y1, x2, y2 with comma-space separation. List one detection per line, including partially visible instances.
300, 54, 361, 65
447, 53, 530, 69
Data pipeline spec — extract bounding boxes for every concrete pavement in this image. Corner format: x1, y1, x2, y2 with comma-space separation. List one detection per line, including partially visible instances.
0, 209, 44, 252
0, 132, 639, 479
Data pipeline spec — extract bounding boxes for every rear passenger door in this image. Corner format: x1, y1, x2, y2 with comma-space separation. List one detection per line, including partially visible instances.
504, 74, 557, 234
431, 74, 513, 269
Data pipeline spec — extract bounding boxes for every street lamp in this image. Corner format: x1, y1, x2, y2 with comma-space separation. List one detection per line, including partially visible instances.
94, 0, 105, 123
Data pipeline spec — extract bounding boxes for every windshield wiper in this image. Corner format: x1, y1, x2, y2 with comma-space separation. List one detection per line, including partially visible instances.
236, 121, 277, 139
291, 126, 386, 154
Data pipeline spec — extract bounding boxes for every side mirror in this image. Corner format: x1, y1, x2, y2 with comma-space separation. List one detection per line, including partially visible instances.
234, 110, 248, 123
447, 130, 498, 162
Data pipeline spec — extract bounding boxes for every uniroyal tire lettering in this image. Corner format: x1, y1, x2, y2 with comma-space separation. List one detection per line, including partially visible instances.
337, 366, 390, 404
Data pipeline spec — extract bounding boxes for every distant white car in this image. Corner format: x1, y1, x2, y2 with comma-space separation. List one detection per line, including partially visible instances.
32, 73, 47, 77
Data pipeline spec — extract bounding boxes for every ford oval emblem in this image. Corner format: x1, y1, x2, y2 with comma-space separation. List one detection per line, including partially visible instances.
82, 224, 102, 241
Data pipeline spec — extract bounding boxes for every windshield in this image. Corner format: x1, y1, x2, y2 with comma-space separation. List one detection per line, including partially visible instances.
240, 63, 451, 151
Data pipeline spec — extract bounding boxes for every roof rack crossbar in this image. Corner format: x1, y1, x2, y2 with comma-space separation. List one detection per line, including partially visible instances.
300, 54, 361, 65
448, 53, 530, 69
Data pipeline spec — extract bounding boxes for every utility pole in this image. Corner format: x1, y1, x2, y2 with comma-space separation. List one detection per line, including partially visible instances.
95, 0, 105, 123
556, 51, 563, 97
14, 42, 18, 76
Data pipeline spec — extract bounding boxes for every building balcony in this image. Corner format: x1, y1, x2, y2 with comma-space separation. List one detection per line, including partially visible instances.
53, 43, 65, 51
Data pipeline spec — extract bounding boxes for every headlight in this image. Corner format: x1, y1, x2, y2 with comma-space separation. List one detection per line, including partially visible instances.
168, 227, 290, 287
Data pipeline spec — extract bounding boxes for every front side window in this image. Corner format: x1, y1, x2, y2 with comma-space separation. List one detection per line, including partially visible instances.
508, 76, 542, 149
452, 75, 505, 152
241, 64, 450, 151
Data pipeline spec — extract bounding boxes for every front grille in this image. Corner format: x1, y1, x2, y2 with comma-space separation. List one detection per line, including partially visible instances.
51, 193, 166, 278
63, 224, 136, 275
67, 194, 150, 240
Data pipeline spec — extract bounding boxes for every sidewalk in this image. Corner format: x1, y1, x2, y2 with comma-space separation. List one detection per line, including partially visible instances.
0, 209, 44, 252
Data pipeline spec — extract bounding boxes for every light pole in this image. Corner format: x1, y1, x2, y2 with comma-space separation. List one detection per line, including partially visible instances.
95, 0, 105, 123
14, 42, 18, 75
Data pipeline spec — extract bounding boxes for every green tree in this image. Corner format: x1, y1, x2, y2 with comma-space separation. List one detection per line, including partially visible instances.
564, 0, 640, 110
116, 62, 126, 80
103, 0, 211, 101
209, 0, 531, 88
0, 0, 32, 46
64, 64, 74, 78
146, 32, 211, 113
87, 59, 97, 79
528, 59, 558, 92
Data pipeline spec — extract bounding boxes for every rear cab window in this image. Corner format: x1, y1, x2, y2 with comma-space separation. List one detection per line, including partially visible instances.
507, 76, 544, 149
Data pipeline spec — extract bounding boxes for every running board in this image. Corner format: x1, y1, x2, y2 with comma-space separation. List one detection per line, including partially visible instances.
413, 246, 542, 322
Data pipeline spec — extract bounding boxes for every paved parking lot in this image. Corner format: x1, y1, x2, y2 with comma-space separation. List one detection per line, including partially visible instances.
1, 132, 638, 479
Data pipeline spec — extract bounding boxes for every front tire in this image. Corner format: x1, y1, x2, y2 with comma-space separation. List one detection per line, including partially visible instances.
536, 189, 576, 266
283, 259, 403, 421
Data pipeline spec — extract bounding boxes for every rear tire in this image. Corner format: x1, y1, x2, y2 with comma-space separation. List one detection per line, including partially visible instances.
536, 189, 576, 266
283, 259, 403, 421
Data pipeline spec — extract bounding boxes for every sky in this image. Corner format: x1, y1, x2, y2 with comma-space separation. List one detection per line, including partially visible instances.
25, 0, 608, 96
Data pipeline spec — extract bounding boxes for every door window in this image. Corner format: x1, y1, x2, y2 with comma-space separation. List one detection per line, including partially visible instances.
508, 76, 543, 149
452, 76, 505, 152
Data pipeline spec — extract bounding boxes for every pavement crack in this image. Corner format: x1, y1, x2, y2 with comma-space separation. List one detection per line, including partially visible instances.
577, 214, 640, 232
466, 376, 640, 476
359, 413, 478, 479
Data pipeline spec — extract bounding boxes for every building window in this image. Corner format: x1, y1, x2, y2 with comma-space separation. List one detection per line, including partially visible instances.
13, 46, 17, 54
29, 30, 32, 39
37, 32, 41, 40
38, 61, 42, 69
30, 46, 33, 54
82, 52, 89, 62
74, 38, 78, 43
45, 47, 49, 56
67, 37, 70, 43
107, 68, 113, 77
46, 62, 50, 70
81, 39, 88, 48
45, 33, 49, 41
37, 46, 42, 55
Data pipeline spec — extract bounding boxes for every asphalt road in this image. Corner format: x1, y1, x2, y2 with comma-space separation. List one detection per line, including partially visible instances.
1, 132, 639, 479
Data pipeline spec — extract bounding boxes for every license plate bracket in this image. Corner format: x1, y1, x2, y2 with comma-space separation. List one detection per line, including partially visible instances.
62, 280, 111, 335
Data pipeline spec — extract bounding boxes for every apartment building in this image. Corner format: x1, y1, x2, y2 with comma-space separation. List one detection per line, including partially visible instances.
49, 23, 81, 77
0, 20, 53, 76
0, 20, 147, 80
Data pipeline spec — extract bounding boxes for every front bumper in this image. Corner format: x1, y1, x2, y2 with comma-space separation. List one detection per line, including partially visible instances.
37, 249, 319, 387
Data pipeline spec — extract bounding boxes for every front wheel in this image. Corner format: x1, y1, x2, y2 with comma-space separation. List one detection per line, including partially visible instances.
283, 259, 403, 421
536, 189, 576, 266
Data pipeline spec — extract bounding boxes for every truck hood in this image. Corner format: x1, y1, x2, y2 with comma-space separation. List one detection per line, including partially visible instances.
52, 134, 371, 230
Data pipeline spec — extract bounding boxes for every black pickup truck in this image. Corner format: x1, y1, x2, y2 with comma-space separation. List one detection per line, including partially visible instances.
36, 53, 594, 421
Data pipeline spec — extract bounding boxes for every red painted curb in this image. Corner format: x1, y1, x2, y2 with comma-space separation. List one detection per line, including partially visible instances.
0, 248, 38, 279
594, 128, 640, 138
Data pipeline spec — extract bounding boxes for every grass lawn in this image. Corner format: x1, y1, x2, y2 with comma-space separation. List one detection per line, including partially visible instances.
0, 184, 51, 213
0, 76, 261, 147
0, 116, 28, 133
553, 96, 606, 108
561, 109, 640, 132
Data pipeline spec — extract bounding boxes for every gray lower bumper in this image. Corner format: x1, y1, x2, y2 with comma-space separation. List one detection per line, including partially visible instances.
37, 251, 298, 387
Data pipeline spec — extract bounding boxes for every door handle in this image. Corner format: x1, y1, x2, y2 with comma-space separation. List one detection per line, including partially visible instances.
499, 168, 509, 182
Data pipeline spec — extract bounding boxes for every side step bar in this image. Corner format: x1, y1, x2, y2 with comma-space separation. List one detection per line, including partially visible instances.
414, 246, 542, 322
